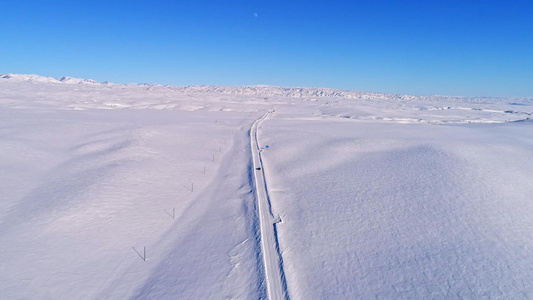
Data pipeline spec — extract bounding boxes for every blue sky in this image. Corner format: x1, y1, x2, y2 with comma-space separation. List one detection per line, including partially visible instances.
1, 0, 532, 97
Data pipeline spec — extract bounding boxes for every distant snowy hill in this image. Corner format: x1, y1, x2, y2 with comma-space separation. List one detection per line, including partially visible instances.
1, 73, 61, 84
0, 73, 100, 85
2, 73, 530, 103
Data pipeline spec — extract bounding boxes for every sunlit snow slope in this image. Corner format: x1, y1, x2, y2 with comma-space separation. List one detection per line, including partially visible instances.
260, 114, 533, 299
0, 74, 532, 299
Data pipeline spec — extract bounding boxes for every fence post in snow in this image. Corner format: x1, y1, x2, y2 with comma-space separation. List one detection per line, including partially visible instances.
144, 247, 146, 261
212, 154, 215, 162
173, 208, 175, 219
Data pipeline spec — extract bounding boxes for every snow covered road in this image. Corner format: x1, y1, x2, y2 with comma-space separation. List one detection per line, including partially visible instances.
251, 110, 288, 300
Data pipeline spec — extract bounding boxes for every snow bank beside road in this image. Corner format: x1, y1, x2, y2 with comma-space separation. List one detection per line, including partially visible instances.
260, 115, 533, 299
0, 108, 265, 299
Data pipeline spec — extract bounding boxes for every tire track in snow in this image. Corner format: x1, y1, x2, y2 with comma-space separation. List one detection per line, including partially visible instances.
251, 109, 288, 300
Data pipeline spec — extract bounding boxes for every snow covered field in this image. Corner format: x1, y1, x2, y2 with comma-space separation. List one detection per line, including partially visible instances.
0, 74, 532, 299
260, 116, 533, 299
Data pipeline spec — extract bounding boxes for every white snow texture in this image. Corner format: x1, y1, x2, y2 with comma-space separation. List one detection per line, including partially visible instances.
0, 74, 532, 299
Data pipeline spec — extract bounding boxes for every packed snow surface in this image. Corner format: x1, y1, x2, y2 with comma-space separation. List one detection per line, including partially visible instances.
0, 74, 532, 299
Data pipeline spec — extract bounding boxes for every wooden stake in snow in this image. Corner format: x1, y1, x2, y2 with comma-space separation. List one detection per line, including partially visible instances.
184, 183, 194, 192
203, 166, 206, 174
173, 208, 175, 219
132, 246, 147, 261
212, 154, 215, 162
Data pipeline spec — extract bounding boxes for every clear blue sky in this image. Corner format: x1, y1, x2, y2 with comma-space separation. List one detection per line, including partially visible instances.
1, 0, 532, 97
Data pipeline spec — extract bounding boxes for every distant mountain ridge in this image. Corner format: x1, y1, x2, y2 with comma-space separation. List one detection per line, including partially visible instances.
1, 73, 530, 103
0, 74, 102, 85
